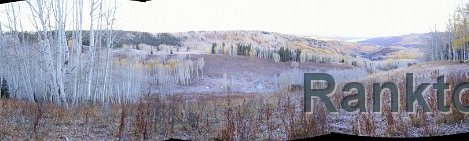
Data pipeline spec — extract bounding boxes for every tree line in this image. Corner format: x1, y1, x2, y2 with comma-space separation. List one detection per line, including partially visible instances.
430, 3, 469, 62
0, 0, 205, 106
0, 0, 119, 106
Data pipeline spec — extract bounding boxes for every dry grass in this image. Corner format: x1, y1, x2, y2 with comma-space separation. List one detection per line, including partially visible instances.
2, 64, 468, 139
0, 91, 327, 140
357, 67, 469, 137
434, 72, 468, 125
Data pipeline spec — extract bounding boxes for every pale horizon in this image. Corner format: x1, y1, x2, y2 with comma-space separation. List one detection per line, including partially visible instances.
115, 0, 466, 38
0, 0, 467, 39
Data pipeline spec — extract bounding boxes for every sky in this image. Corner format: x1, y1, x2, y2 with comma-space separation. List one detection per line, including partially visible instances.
115, 0, 467, 38
0, 0, 467, 39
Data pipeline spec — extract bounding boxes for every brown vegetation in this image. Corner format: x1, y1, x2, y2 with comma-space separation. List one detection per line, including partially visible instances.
0, 91, 327, 140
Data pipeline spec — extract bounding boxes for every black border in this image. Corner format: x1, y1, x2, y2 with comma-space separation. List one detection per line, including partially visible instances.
1, 0, 468, 140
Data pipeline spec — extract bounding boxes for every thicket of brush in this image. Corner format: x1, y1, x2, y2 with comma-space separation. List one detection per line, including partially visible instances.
348, 69, 469, 137
0, 91, 328, 140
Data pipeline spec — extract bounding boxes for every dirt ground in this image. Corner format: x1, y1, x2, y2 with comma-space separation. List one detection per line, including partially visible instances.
169, 54, 356, 94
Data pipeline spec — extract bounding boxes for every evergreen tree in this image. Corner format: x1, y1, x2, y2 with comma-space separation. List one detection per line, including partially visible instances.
279, 47, 285, 62
285, 48, 291, 61
277, 47, 296, 62
295, 49, 301, 62
236, 43, 252, 56
211, 43, 217, 54
1, 78, 9, 99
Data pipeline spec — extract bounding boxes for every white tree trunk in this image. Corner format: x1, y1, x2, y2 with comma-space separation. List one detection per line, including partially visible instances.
87, 0, 98, 101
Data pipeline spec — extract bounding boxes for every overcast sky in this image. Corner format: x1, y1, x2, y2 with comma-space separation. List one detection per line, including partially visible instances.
114, 0, 466, 38
1, 0, 467, 39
